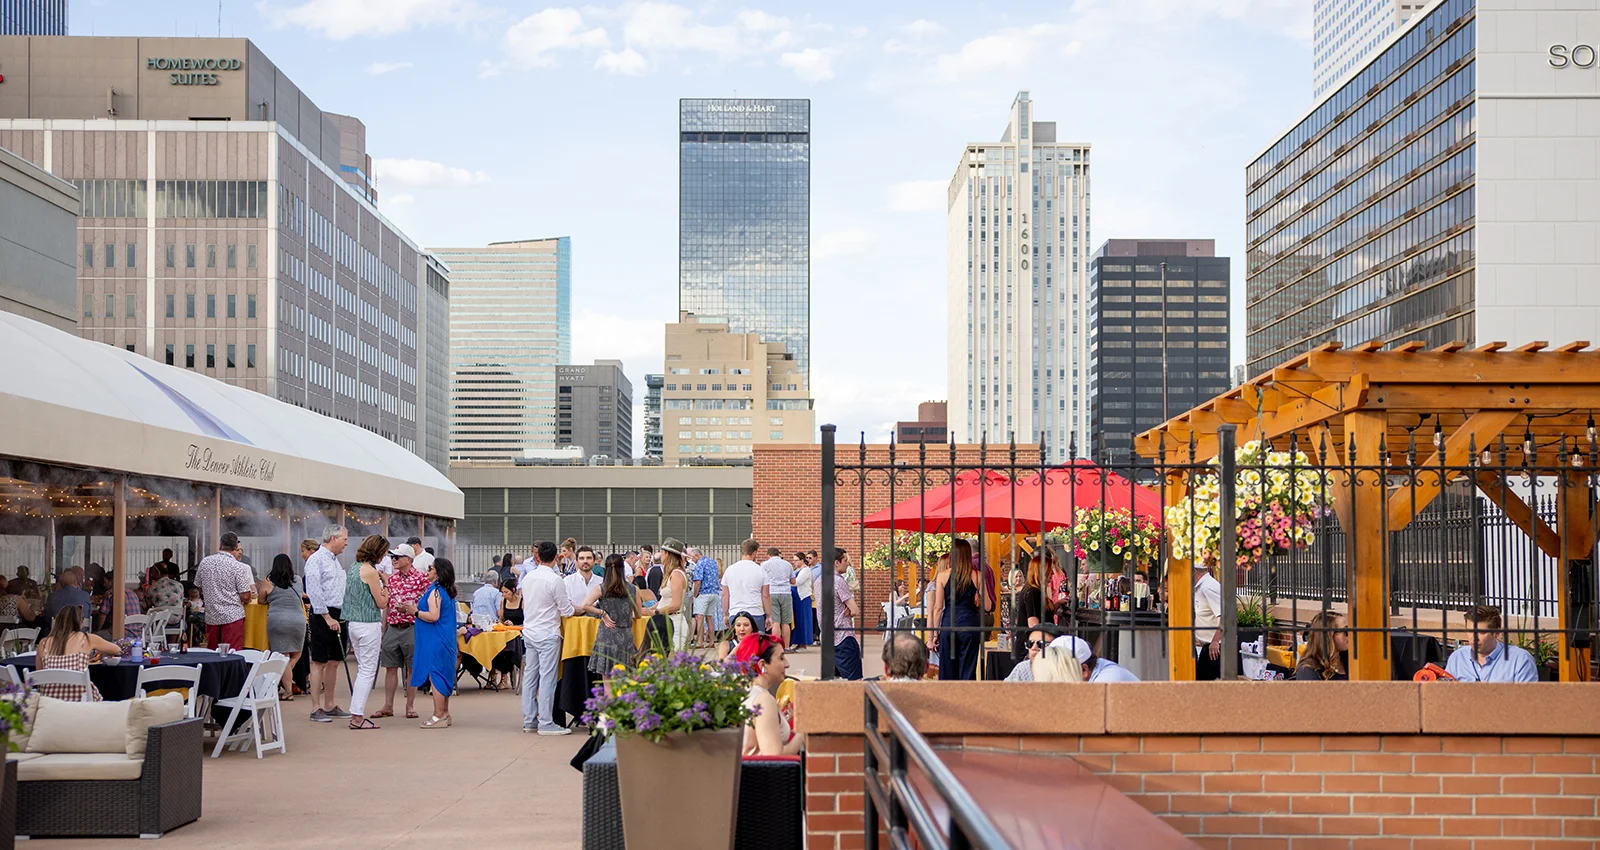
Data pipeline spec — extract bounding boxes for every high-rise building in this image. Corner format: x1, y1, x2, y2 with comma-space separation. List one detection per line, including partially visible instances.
415, 253, 451, 473
663, 312, 813, 465
0, 36, 440, 462
679, 98, 810, 381
1088, 240, 1231, 464
0, 144, 78, 330
895, 401, 948, 445
1248, 0, 1599, 375
557, 360, 633, 460
1, 1, 66, 35
1313, 0, 1426, 98
643, 373, 664, 461
948, 91, 1092, 458
430, 238, 571, 462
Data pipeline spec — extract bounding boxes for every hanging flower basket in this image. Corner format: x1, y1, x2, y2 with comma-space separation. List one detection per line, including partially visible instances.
1058, 506, 1162, 573
1165, 441, 1328, 570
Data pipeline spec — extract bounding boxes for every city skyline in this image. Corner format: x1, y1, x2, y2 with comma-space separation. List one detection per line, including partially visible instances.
58, 1, 1318, 445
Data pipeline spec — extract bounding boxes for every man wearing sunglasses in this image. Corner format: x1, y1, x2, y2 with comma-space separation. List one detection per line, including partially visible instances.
1004, 624, 1062, 682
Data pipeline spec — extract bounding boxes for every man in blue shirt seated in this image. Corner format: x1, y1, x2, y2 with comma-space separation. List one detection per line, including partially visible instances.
1443, 605, 1538, 683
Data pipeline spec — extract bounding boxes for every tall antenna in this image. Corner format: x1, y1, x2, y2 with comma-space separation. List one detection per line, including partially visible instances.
218, 1, 222, 37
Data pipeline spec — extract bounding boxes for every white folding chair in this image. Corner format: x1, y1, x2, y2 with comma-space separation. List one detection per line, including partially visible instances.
124, 613, 149, 641
212, 656, 288, 759
136, 664, 202, 718
160, 607, 185, 644
1, 628, 39, 659
24, 668, 93, 701
145, 611, 171, 651
0, 665, 20, 688
238, 649, 268, 665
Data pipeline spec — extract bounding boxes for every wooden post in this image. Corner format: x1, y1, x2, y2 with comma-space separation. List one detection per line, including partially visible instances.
209, 487, 222, 553
283, 508, 295, 564
1557, 471, 1595, 682
112, 476, 128, 640
417, 514, 425, 547
1344, 411, 1391, 680
43, 518, 56, 580
1164, 474, 1196, 681
381, 510, 391, 542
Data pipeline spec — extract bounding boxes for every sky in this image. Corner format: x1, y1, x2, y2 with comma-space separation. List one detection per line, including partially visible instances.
76, 0, 1317, 447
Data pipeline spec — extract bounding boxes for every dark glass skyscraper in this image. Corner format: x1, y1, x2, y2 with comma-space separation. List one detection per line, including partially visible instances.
679, 98, 810, 377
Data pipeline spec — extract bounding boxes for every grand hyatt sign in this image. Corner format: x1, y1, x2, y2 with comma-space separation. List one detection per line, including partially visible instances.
145, 57, 242, 86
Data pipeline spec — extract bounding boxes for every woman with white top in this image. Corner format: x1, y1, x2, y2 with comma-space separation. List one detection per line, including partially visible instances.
736, 633, 805, 756
790, 553, 814, 650
649, 538, 691, 654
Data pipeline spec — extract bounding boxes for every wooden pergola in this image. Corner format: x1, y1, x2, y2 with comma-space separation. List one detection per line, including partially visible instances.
1135, 340, 1599, 682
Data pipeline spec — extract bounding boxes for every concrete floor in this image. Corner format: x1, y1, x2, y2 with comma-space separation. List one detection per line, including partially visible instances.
39, 632, 890, 849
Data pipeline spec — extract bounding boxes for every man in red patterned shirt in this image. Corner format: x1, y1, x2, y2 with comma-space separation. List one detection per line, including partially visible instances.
376, 544, 431, 719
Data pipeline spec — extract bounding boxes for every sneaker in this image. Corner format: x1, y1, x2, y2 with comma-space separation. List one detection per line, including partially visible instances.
522, 726, 539, 733
538, 725, 572, 736
325, 706, 350, 718
310, 709, 332, 723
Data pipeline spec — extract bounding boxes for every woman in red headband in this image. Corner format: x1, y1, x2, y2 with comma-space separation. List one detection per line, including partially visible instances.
736, 633, 805, 756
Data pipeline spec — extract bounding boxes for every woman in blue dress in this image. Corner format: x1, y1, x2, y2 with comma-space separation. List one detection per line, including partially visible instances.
407, 557, 459, 728
925, 538, 991, 680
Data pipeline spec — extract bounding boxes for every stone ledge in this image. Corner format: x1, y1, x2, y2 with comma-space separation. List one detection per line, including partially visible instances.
794, 681, 1600, 737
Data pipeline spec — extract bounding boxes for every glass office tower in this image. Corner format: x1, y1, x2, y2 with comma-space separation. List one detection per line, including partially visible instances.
1246, 0, 1475, 374
0, 0, 67, 35
679, 98, 811, 378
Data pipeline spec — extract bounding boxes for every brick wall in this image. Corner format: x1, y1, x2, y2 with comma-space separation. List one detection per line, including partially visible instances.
805, 732, 1600, 850
751, 442, 1042, 619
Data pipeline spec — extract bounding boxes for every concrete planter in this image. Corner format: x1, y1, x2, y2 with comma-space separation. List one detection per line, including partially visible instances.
615, 727, 742, 850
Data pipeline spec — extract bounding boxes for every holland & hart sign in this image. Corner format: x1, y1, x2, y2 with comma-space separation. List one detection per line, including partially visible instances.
146, 57, 243, 86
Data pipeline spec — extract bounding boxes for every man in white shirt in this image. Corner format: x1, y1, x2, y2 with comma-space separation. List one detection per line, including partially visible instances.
1193, 564, 1223, 681
761, 546, 795, 646
721, 538, 771, 634
407, 537, 434, 574
471, 571, 502, 626
563, 546, 603, 611
520, 540, 574, 735
303, 525, 350, 722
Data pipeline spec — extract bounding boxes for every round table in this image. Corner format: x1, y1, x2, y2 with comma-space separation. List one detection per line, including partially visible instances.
459, 627, 522, 671
553, 616, 651, 726
5, 652, 250, 702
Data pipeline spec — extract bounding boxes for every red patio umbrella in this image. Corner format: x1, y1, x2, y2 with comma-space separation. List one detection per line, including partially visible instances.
998, 460, 1165, 532
857, 469, 1018, 533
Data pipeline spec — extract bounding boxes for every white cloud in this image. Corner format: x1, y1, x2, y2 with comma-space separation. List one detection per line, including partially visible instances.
884, 180, 947, 214
935, 24, 1066, 79
780, 48, 838, 83
811, 373, 944, 444
387, 193, 416, 206
736, 10, 790, 33
572, 308, 663, 368
503, 8, 610, 69
596, 48, 648, 76
900, 19, 942, 38
372, 158, 489, 190
815, 228, 875, 260
263, 0, 480, 39
365, 60, 413, 75
623, 2, 743, 56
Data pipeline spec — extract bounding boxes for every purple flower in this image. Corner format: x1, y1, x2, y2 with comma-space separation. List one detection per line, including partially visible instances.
632, 706, 649, 720
638, 713, 661, 732
692, 701, 707, 713
677, 709, 694, 722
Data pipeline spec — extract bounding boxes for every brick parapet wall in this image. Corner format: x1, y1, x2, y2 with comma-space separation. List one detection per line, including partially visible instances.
795, 681, 1600, 850
751, 443, 1042, 620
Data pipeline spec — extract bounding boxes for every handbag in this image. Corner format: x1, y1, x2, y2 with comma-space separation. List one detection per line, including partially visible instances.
570, 730, 606, 772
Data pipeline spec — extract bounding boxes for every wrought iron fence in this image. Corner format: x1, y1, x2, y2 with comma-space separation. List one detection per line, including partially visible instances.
816, 424, 1600, 683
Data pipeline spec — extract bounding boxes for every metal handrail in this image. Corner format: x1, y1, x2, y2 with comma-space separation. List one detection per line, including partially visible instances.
863, 682, 1012, 850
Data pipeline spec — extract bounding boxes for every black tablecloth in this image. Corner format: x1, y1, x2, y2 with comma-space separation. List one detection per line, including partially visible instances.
983, 649, 1019, 681
554, 657, 598, 727
5, 652, 249, 702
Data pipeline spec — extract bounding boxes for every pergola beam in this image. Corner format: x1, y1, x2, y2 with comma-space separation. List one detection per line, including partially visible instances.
1386, 410, 1519, 530
1475, 472, 1562, 560
1344, 411, 1391, 681
1304, 350, 1600, 385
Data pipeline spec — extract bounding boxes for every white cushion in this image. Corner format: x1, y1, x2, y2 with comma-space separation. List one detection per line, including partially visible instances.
25, 696, 130, 754
15, 752, 143, 781
4, 752, 42, 764
125, 693, 184, 759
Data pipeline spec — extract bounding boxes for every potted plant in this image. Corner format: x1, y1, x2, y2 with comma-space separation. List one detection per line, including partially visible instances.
1062, 506, 1162, 574
1166, 441, 1328, 572
583, 652, 756, 850
1511, 633, 1560, 681
0, 682, 29, 850
1235, 591, 1278, 648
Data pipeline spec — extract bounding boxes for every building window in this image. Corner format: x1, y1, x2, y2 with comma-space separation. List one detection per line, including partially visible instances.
185, 294, 195, 318
105, 244, 114, 268
165, 294, 175, 318
247, 295, 256, 318
769, 431, 784, 440
105, 294, 113, 318
206, 344, 215, 368
185, 245, 196, 268
165, 245, 175, 269
125, 344, 135, 352
247, 344, 256, 369
206, 245, 217, 269
126, 294, 136, 318
226, 244, 237, 269
126, 244, 136, 268
165, 344, 174, 365
206, 294, 216, 318
83, 244, 93, 267
185, 344, 195, 368
227, 294, 236, 318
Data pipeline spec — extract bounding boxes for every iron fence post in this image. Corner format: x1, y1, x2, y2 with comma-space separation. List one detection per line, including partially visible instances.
1218, 424, 1239, 680
821, 424, 837, 680
864, 690, 878, 850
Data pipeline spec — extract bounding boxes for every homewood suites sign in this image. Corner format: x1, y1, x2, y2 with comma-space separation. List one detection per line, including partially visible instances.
146, 57, 242, 86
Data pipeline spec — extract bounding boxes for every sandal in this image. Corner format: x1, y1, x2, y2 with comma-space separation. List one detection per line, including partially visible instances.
278, 688, 295, 701
405, 709, 419, 719
421, 715, 451, 729
370, 709, 394, 718
348, 717, 380, 730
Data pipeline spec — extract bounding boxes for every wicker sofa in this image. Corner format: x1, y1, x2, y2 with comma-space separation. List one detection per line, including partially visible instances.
7, 693, 203, 839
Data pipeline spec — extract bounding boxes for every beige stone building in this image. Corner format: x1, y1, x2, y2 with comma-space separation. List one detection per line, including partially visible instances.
663, 312, 814, 465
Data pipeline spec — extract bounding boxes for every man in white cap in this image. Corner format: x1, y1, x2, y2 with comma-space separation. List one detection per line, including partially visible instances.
376, 543, 430, 719
1049, 634, 1141, 683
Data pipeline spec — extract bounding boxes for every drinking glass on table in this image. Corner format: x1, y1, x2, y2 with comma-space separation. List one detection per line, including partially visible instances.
218, 643, 232, 655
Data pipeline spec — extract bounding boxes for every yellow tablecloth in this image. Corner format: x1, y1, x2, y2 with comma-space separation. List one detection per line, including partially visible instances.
244, 604, 268, 650
560, 616, 650, 662
459, 628, 522, 670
